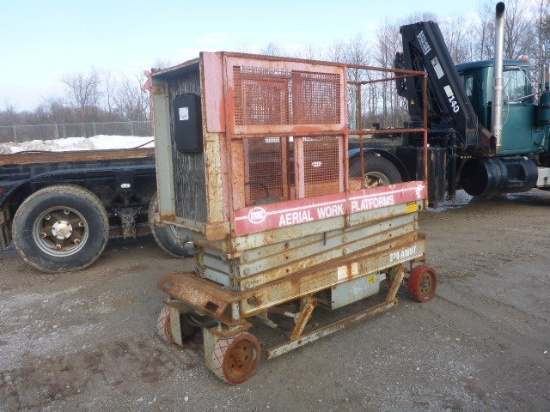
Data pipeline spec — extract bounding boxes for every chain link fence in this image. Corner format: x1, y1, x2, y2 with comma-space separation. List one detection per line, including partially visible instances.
0, 121, 153, 144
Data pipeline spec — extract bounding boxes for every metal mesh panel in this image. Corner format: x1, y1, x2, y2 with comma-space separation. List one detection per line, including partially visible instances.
292, 71, 340, 124
233, 66, 340, 127
245, 137, 285, 205
234, 67, 291, 126
303, 136, 341, 197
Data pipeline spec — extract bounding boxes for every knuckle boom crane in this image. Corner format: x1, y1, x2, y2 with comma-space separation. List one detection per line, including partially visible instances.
388, 2, 550, 205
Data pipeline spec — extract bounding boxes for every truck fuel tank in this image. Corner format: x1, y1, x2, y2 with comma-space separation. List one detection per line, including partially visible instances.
460, 156, 538, 197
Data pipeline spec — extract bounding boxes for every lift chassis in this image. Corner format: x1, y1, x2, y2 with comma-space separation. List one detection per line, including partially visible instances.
150, 52, 437, 384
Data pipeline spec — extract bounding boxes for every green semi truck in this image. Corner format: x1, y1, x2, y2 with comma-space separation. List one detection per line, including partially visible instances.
351, 2, 550, 205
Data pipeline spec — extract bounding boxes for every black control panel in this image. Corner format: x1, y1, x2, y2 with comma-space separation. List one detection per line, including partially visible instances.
173, 93, 203, 153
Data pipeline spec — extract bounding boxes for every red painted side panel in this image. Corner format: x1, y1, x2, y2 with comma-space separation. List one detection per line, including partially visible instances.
234, 181, 426, 236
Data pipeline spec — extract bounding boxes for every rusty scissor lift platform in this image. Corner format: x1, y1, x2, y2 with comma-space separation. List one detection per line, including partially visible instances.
150, 52, 437, 384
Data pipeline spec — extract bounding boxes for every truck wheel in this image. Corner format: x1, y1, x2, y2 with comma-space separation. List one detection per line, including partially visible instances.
12, 185, 109, 273
350, 155, 402, 187
148, 193, 193, 258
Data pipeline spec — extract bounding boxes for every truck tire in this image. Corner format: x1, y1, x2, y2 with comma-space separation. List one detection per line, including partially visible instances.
12, 185, 109, 273
148, 193, 193, 258
350, 155, 402, 187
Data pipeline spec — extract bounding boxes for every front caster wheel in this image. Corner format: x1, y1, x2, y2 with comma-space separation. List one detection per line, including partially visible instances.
210, 332, 261, 385
156, 306, 200, 345
408, 265, 438, 303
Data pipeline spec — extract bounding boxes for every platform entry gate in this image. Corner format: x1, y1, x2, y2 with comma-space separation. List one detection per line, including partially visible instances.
150, 52, 436, 384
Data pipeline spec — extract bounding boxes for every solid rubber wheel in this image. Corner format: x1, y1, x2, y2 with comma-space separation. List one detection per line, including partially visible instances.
157, 306, 199, 345
157, 306, 175, 344
408, 265, 438, 303
12, 184, 109, 273
211, 332, 261, 385
350, 155, 402, 188
148, 193, 193, 258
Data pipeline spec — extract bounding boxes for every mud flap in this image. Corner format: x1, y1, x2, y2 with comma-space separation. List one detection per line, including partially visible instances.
0, 206, 11, 250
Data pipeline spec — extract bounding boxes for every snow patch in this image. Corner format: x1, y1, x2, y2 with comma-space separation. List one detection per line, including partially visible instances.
0, 135, 155, 154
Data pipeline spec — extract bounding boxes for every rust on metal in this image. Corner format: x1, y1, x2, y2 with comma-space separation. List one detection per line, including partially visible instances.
238, 234, 425, 317
205, 221, 229, 241
385, 266, 407, 302
264, 252, 410, 360
265, 300, 399, 360
289, 297, 318, 341
158, 272, 241, 326
151, 51, 432, 370
158, 214, 176, 222
216, 51, 425, 77
235, 221, 419, 290
348, 73, 420, 86
348, 128, 427, 136
235, 212, 417, 275
203, 132, 229, 224
0, 148, 155, 166
229, 200, 423, 254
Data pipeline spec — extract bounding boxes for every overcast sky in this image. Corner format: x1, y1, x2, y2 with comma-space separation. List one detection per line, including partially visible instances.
1, 0, 484, 112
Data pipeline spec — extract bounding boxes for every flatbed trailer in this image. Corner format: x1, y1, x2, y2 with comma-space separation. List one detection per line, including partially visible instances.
151, 52, 438, 384
0, 147, 190, 272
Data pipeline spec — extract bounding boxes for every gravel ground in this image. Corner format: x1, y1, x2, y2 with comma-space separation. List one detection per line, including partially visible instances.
1, 190, 549, 411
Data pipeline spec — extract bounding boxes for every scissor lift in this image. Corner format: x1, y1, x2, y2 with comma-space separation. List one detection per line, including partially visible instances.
150, 52, 437, 384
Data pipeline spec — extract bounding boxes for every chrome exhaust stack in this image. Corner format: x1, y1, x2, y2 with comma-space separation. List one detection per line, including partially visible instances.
492, 2, 506, 152
541, 61, 548, 93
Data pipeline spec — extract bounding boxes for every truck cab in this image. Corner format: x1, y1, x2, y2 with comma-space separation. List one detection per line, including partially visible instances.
457, 60, 547, 156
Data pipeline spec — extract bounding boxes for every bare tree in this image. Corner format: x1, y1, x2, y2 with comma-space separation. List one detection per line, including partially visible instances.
101, 70, 117, 120
324, 34, 374, 129
62, 69, 101, 135
260, 42, 285, 56
4, 0, 548, 138
0, 101, 18, 125
400, 12, 438, 25
151, 58, 172, 70
375, 20, 404, 127
469, 1, 495, 61
114, 73, 150, 122
440, 15, 472, 63
39, 97, 74, 123
343, 34, 371, 67
62, 70, 100, 112
536, 1, 550, 64
503, 0, 534, 59
324, 39, 349, 63
233, 44, 253, 54
294, 44, 319, 60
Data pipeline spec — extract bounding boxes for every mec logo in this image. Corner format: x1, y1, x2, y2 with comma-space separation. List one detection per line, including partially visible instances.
248, 207, 267, 224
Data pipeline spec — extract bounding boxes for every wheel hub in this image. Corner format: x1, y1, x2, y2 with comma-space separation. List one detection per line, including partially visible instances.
211, 333, 261, 384
234, 352, 248, 366
51, 220, 73, 240
421, 276, 431, 291
364, 172, 390, 188
34, 206, 88, 257
408, 265, 438, 303
226, 341, 255, 375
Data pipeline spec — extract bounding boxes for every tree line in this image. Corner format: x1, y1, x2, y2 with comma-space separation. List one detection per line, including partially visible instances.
1, 69, 150, 129
260, 0, 549, 129
1, 0, 548, 131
